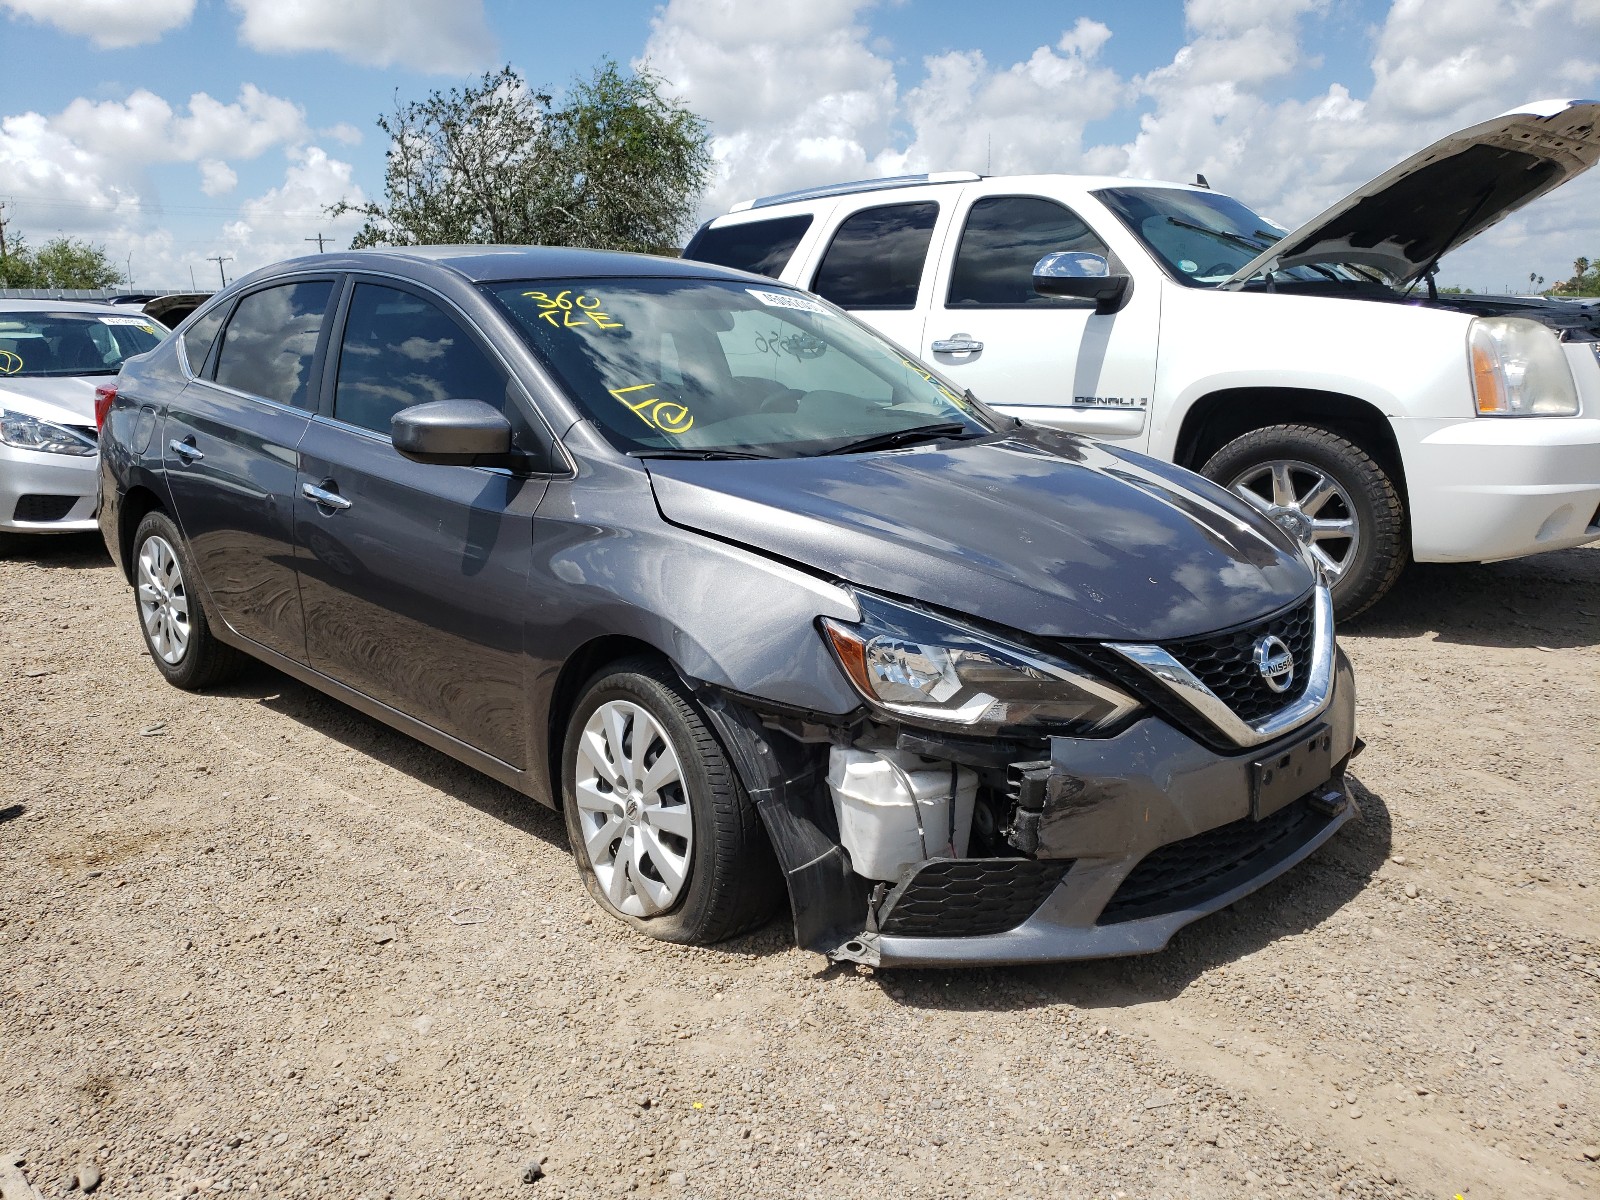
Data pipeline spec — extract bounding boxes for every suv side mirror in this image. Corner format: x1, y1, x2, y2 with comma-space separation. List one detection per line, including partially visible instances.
392, 399, 516, 467
1033, 251, 1132, 314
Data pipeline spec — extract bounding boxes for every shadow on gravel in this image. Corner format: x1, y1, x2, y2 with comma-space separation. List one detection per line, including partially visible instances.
872, 777, 1393, 1011
0, 531, 110, 572
0, 803, 26, 825
1346, 545, 1600, 650
209, 662, 568, 851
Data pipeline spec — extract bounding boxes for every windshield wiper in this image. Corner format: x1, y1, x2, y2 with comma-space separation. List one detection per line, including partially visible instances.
818, 422, 976, 457
628, 448, 778, 461
1163, 216, 1278, 255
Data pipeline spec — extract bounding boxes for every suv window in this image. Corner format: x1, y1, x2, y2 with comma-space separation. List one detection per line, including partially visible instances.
334, 283, 508, 437
683, 215, 813, 279
812, 202, 939, 310
947, 196, 1109, 307
213, 281, 334, 407
181, 304, 227, 377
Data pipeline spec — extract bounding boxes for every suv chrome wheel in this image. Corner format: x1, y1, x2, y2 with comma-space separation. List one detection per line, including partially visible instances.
137, 533, 191, 664
573, 699, 694, 917
1226, 458, 1360, 582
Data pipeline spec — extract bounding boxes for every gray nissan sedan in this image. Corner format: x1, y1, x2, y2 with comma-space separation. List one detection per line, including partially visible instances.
98, 247, 1360, 967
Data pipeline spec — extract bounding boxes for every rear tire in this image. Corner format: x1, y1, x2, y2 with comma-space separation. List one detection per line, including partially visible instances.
1202, 424, 1407, 619
561, 657, 782, 945
131, 510, 245, 690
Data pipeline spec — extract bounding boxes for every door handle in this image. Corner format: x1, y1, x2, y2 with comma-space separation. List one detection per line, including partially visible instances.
930, 335, 984, 354
168, 438, 204, 463
301, 482, 352, 511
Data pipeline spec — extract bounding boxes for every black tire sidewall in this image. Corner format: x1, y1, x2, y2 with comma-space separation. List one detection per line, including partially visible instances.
560, 664, 743, 945
1202, 425, 1406, 619
131, 510, 217, 689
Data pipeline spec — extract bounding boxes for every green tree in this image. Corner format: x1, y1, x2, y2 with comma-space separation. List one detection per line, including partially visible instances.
0, 234, 124, 288
333, 60, 712, 256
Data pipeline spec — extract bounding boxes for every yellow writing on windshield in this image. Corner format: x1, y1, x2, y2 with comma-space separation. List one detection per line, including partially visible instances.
522, 290, 624, 331
900, 357, 966, 406
609, 384, 694, 435
0, 351, 23, 375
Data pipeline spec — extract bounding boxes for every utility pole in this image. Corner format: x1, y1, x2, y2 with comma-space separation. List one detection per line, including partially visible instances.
207, 254, 233, 288
0, 200, 9, 261
189, 265, 197, 290
125, 253, 134, 287
305, 233, 330, 252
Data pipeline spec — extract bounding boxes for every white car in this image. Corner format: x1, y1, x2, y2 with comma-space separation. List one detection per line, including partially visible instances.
683, 99, 1600, 615
0, 300, 165, 551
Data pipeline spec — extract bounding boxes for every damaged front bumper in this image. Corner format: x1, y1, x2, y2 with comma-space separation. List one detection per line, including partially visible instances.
831, 651, 1359, 967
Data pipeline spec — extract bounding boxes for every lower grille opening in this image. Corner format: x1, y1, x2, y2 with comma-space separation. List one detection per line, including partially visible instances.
1097, 795, 1336, 925
12, 494, 78, 523
877, 859, 1072, 938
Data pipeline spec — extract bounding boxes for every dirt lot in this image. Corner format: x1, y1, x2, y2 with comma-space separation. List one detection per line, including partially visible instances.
1, 534, 1597, 1200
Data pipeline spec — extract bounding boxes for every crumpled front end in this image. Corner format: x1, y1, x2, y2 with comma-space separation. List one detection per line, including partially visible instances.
701, 584, 1362, 968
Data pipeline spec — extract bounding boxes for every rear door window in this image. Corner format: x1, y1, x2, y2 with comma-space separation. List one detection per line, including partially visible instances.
683, 215, 813, 279
947, 196, 1110, 307
180, 304, 228, 377
332, 283, 508, 437
213, 281, 335, 407
811, 202, 939, 310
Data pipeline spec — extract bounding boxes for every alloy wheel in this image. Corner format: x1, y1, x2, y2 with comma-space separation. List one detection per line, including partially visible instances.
572, 700, 694, 918
137, 534, 191, 664
1227, 458, 1360, 582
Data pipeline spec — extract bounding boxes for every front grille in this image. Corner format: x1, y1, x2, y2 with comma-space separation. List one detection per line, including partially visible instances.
1097, 795, 1334, 925
12, 494, 78, 522
877, 859, 1071, 938
1161, 595, 1316, 725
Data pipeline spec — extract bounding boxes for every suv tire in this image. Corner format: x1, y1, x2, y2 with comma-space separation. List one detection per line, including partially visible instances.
131, 510, 246, 690
1202, 424, 1406, 619
561, 657, 782, 945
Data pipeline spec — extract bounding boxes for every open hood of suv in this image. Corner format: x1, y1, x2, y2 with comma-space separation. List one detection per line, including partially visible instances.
1224, 98, 1600, 288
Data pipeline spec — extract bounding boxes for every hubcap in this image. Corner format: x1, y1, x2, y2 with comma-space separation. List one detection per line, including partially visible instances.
1227, 459, 1360, 582
573, 700, 693, 918
136, 534, 191, 665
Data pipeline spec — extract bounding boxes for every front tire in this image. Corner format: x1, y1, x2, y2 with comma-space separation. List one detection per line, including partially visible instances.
1202, 424, 1406, 619
561, 658, 781, 945
131, 510, 245, 690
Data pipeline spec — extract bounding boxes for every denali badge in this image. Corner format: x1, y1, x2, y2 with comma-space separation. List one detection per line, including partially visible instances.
1253, 634, 1295, 694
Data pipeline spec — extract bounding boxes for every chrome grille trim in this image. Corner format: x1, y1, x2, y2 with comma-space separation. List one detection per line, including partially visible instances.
1106, 585, 1335, 749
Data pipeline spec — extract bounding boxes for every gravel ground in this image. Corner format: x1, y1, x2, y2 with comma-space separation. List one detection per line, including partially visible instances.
2, 534, 1597, 1200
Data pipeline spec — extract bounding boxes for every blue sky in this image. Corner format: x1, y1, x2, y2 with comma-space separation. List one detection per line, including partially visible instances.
0, 0, 1595, 290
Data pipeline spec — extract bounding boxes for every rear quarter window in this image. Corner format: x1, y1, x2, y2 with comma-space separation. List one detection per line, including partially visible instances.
683, 215, 813, 279
811, 202, 939, 310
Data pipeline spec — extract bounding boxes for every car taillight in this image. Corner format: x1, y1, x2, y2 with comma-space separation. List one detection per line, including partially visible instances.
94, 385, 117, 430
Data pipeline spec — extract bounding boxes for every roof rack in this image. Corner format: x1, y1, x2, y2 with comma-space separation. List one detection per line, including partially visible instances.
731, 171, 982, 212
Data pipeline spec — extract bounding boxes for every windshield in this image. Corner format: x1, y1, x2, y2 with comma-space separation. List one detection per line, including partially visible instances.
486, 277, 993, 457
0, 311, 165, 378
1096, 187, 1391, 289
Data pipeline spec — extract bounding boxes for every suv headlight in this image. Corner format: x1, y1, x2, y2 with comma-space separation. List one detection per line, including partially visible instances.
0, 408, 97, 456
1469, 317, 1579, 416
821, 592, 1141, 736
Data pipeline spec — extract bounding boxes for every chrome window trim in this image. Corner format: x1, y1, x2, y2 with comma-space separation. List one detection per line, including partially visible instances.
1107, 584, 1334, 749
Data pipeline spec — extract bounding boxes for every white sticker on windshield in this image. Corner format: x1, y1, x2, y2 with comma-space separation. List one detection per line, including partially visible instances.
746, 288, 828, 315
101, 316, 155, 329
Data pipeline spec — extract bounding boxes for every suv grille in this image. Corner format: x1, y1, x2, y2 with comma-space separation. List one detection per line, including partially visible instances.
1097, 795, 1334, 925
1161, 595, 1315, 725
877, 859, 1071, 938
13, 494, 78, 522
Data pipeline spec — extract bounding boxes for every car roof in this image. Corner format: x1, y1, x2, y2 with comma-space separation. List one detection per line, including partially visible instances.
239, 246, 760, 288
0, 298, 147, 316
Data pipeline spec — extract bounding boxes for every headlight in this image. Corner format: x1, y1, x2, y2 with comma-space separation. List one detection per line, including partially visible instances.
0, 408, 97, 456
1469, 317, 1579, 416
821, 592, 1141, 736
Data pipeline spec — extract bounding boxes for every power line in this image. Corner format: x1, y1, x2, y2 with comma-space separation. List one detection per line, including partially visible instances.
207, 254, 233, 288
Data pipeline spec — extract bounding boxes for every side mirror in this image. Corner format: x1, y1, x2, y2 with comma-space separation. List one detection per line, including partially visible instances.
1032, 251, 1132, 314
391, 399, 515, 467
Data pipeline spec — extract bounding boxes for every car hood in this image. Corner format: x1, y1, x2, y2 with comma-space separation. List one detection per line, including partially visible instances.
1224, 98, 1600, 288
0, 375, 101, 425
646, 427, 1313, 642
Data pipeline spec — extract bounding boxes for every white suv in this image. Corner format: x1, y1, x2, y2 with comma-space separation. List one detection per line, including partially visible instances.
684, 99, 1600, 615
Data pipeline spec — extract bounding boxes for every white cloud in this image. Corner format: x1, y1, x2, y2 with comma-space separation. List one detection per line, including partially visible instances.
229, 0, 495, 74
213, 145, 367, 274
53, 84, 308, 167
198, 159, 238, 197
0, 0, 195, 49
